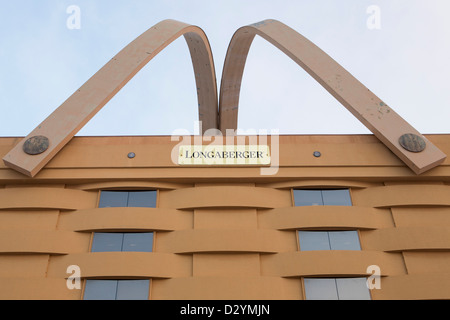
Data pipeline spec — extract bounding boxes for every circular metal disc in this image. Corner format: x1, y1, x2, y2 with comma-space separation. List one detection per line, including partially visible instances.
399, 133, 426, 153
23, 136, 50, 155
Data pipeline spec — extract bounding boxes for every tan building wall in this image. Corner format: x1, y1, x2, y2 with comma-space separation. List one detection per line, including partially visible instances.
0, 134, 449, 300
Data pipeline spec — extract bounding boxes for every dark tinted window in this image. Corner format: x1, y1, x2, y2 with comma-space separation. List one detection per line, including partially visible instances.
84, 280, 150, 300
84, 280, 118, 300
293, 190, 323, 206
336, 278, 371, 300
328, 231, 361, 250
321, 189, 352, 206
298, 231, 330, 251
91, 233, 124, 252
91, 232, 153, 252
122, 233, 153, 252
116, 280, 150, 300
304, 278, 338, 300
294, 189, 352, 206
298, 231, 361, 251
98, 191, 129, 208
99, 191, 157, 208
127, 191, 157, 208
304, 278, 371, 300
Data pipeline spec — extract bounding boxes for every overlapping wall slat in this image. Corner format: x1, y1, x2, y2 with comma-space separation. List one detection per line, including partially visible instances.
159, 186, 292, 209
352, 185, 450, 208
59, 207, 191, 232
261, 251, 405, 277
372, 274, 450, 300
0, 187, 97, 210
258, 206, 393, 230
48, 252, 192, 279
0, 230, 90, 254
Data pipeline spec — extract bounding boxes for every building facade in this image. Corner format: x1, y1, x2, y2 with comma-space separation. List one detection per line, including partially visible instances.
1, 133, 449, 300
1, 19, 449, 300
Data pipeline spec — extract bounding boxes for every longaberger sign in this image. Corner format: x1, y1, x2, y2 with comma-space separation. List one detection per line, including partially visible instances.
178, 145, 271, 166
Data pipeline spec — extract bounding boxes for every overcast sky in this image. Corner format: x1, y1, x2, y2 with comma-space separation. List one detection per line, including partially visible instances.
1, 0, 449, 137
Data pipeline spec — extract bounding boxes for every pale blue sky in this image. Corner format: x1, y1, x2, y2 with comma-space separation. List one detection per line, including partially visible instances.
1, 0, 449, 136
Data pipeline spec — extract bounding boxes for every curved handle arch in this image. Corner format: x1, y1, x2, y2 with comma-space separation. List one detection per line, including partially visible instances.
3, 19, 218, 177
219, 19, 446, 174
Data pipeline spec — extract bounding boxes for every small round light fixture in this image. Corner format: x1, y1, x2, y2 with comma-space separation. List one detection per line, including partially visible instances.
313, 151, 321, 158
127, 152, 136, 159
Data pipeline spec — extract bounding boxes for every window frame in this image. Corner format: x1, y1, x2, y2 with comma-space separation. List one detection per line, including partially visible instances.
302, 277, 372, 300
97, 190, 158, 208
297, 230, 362, 251
83, 279, 151, 300
90, 231, 155, 253
291, 188, 353, 207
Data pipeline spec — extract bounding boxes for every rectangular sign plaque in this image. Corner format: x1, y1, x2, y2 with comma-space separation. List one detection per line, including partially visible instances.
178, 145, 271, 166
